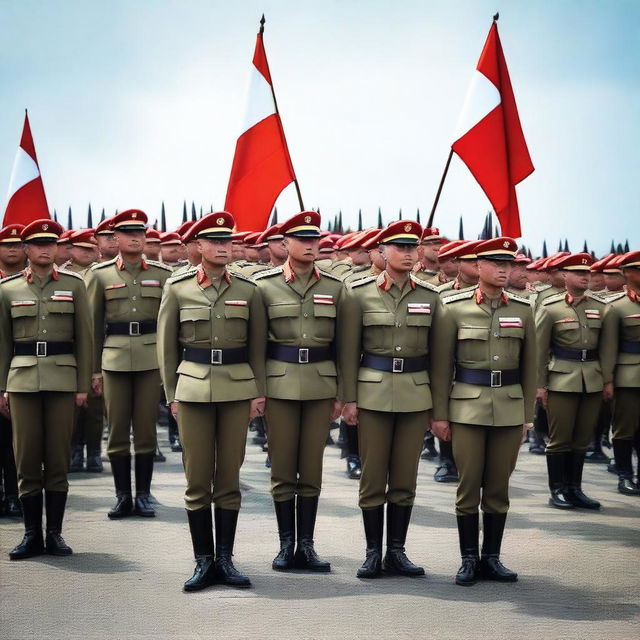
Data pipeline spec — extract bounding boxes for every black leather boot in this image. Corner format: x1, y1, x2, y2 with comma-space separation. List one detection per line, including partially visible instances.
434, 440, 458, 483
184, 507, 216, 592
613, 439, 640, 495
69, 445, 85, 473
345, 424, 362, 479
567, 451, 601, 509
5, 495, 22, 518
214, 508, 251, 587
357, 506, 383, 578
86, 446, 103, 473
45, 491, 73, 555
382, 503, 424, 576
134, 453, 156, 517
293, 496, 331, 572
272, 499, 295, 571
108, 454, 133, 519
168, 412, 182, 452
528, 428, 546, 455
546, 453, 574, 509
455, 513, 480, 586
421, 433, 438, 460
9, 492, 44, 560
479, 512, 517, 582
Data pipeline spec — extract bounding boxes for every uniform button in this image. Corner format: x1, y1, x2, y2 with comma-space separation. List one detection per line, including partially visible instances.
302, 333, 308, 338
216, 314, 221, 319
132, 308, 137, 312
494, 332, 499, 337
42, 329, 47, 334
303, 313, 309, 318
214, 336, 219, 342
42, 316, 46, 320
132, 296, 136, 301
396, 322, 402, 327
395, 346, 402, 351
133, 280, 137, 285
493, 355, 499, 361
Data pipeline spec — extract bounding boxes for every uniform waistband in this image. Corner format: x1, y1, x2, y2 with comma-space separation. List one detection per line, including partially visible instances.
106, 320, 157, 336
14, 341, 73, 357
455, 366, 520, 387
619, 341, 640, 354
182, 346, 248, 365
360, 353, 428, 374
267, 342, 335, 364
552, 345, 598, 361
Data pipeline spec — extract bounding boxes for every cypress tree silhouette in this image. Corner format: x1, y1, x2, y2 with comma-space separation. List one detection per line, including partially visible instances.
398, 208, 402, 220
87, 203, 93, 228
563, 239, 569, 252
542, 240, 548, 258
624, 239, 629, 253
357, 209, 363, 231
337, 210, 343, 233
458, 216, 464, 240
53, 209, 58, 222
100, 208, 106, 222
610, 240, 615, 254
377, 207, 383, 229
160, 202, 167, 232
182, 201, 187, 224
583, 240, 588, 253
416, 208, 421, 224
67, 207, 73, 230
191, 202, 197, 222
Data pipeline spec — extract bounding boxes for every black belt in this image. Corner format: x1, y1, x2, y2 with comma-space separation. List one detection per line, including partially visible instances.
14, 341, 73, 357
360, 353, 428, 374
182, 346, 248, 365
552, 346, 598, 362
106, 320, 157, 336
620, 341, 640, 354
455, 366, 520, 388
267, 342, 335, 364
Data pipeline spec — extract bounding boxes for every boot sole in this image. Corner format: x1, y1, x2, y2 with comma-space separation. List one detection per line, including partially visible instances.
9, 550, 44, 561
618, 489, 640, 496
548, 500, 575, 510
293, 564, 331, 572
134, 512, 156, 517
480, 575, 518, 582
382, 567, 425, 577
46, 548, 73, 556
357, 571, 382, 579
455, 578, 478, 586
107, 512, 134, 519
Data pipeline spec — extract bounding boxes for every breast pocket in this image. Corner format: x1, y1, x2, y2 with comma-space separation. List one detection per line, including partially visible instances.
553, 321, 580, 346
224, 305, 249, 343
104, 286, 130, 318
267, 303, 300, 340
179, 306, 211, 343
405, 313, 432, 350
586, 317, 602, 343
140, 285, 163, 313
362, 310, 395, 350
10, 305, 38, 339
622, 316, 640, 341
456, 326, 489, 362
499, 326, 525, 361
312, 304, 336, 341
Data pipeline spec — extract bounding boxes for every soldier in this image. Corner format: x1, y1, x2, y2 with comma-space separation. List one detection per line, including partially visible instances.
261, 223, 288, 268
339, 220, 441, 578
86, 209, 172, 519
55, 230, 74, 267
413, 227, 446, 285
315, 237, 336, 269
533, 253, 569, 309
95, 217, 119, 262
506, 253, 534, 299
535, 252, 612, 510
0, 224, 26, 519
254, 211, 343, 573
159, 232, 184, 268
600, 251, 640, 495
144, 229, 162, 261
431, 237, 536, 586
326, 235, 353, 278
0, 219, 92, 559
157, 211, 266, 591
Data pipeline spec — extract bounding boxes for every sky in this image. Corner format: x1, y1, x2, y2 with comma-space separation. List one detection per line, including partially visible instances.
0, 0, 638, 255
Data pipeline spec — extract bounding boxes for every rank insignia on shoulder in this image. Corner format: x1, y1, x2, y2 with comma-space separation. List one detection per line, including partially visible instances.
317, 269, 341, 281
542, 292, 566, 306
254, 267, 283, 280
505, 291, 530, 305
350, 276, 376, 288
442, 288, 475, 304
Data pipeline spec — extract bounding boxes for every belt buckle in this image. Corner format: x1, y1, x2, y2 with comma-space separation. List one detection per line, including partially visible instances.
298, 348, 309, 364
581, 349, 588, 361
211, 349, 223, 365
129, 321, 140, 336
392, 358, 404, 373
36, 341, 47, 357
490, 370, 502, 388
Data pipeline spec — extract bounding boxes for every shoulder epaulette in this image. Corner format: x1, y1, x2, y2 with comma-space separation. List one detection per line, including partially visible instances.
535, 283, 552, 292
604, 291, 627, 303
585, 291, 607, 304
0, 272, 24, 285
57, 269, 83, 280
230, 271, 257, 285
91, 257, 117, 271
167, 269, 197, 285
146, 260, 173, 272
436, 281, 454, 293
542, 292, 566, 306
442, 288, 476, 304
349, 275, 376, 289
410, 274, 439, 292
317, 268, 342, 282
253, 267, 283, 280
505, 291, 531, 305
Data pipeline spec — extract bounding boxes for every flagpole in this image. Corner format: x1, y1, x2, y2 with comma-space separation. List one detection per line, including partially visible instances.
426, 148, 453, 228
260, 15, 305, 212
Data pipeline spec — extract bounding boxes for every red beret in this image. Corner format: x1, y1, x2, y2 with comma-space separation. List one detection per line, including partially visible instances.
377, 220, 422, 246
70, 228, 97, 248
111, 209, 147, 231
95, 217, 116, 235
280, 211, 321, 238
590, 253, 615, 273
56, 229, 74, 245
554, 252, 595, 271
191, 212, 235, 239
160, 231, 182, 246
175, 221, 195, 237
257, 223, 284, 244
421, 227, 444, 243
318, 237, 335, 253
244, 231, 263, 247
475, 237, 518, 261
514, 252, 532, 264
145, 229, 161, 242
619, 251, 640, 269
22, 219, 64, 243
0, 224, 25, 243
439, 240, 482, 261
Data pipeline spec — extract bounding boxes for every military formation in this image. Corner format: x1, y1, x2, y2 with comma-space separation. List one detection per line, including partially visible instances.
0, 210, 638, 593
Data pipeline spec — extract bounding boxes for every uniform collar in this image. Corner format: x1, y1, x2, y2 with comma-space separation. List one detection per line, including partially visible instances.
25, 265, 59, 283
116, 255, 148, 271
475, 287, 508, 306
282, 258, 320, 284
565, 292, 586, 306
377, 270, 416, 292
627, 287, 639, 303
196, 264, 232, 288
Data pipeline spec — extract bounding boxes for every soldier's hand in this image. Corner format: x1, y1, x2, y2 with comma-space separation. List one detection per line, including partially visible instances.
331, 400, 344, 421
431, 420, 451, 442
0, 393, 10, 418
602, 382, 614, 402
75, 393, 88, 407
249, 397, 266, 419
170, 402, 179, 420
342, 402, 358, 425
536, 388, 548, 410
91, 376, 103, 396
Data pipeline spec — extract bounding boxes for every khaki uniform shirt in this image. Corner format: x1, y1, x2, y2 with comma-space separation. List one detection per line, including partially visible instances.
431, 286, 536, 426
86, 256, 172, 373
255, 260, 343, 401
339, 272, 442, 412
0, 267, 93, 393
157, 265, 267, 404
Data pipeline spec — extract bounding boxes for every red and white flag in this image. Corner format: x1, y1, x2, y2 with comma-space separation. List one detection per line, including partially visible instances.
452, 21, 533, 238
225, 25, 298, 232
3, 111, 50, 226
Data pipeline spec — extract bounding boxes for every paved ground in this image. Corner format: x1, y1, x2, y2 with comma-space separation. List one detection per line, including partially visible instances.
1, 432, 639, 640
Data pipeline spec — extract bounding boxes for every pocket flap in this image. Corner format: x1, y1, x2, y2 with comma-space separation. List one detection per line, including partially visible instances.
623, 317, 640, 327
499, 327, 525, 338
363, 311, 395, 327
105, 287, 129, 300
587, 318, 602, 329
46, 300, 74, 314
266, 359, 288, 376
140, 286, 162, 298
555, 322, 578, 332
10, 355, 37, 368
450, 382, 482, 399
507, 386, 524, 399
458, 326, 489, 341
54, 354, 77, 367
549, 358, 575, 373
406, 314, 432, 327
268, 303, 300, 319
176, 360, 209, 380
358, 368, 384, 382
317, 360, 337, 376
10, 305, 37, 318
224, 306, 249, 320
180, 307, 210, 322
313, 305, 336, 319
412, 370, 429, 385
227, 363, 255, 380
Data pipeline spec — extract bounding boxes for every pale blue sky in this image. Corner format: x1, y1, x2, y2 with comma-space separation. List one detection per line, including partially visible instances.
1, 0, 638, 254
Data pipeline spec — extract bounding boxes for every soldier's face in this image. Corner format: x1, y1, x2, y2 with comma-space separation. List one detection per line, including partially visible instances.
370, 248, 386, 270
185, 241, 200, 264
232, 244, 246, 260
624, 268, 640, 290
348, 248, 371, 266
381, 243, 418, 272
285, 237, 319, 264
198, 238, 232, 267
268, 239, 288, 261
115, 230, 145, 255
421, 242, 440, 263
563, 270, 590, 292
54, 243, 72, 265
143, 242, 161, 260
161, 244, 182, 263
24, 241, 57, 266
589, 272, 606, 291
477, 258, 512, 287
508, 263, 528, 289
97, 234, 119, 260
70, 245, 98, 267
604, 273, 625, 290
0, 243, 25, 267
458, 259, 479, 284
440, 257, 458, 278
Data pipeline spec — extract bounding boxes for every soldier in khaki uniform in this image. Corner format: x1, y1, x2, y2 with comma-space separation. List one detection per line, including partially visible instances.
95, 217, 119, 262
505, 253, 534, 299
54, 230, 74, 267
600, 250, 640, 495
436, 240, 481, 297
158, 212, 267, 591
0, 224, 26, 519
535, 253, 613, 511
431, 237, 536, 586
160, 232, 184, 268
0, 220, 92, 559
533, 253, 569, 309
340, 220, 441, 579
412, 227, 446, 285
86, 210, 172, 519
255, 211, 343, 573
143, 228, 162, 261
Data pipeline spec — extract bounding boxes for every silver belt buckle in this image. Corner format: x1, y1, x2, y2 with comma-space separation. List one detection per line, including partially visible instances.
392, 358, 404, 373
36, 341, 47, 357
211, 349, 223, 365
490, 370, 502, 387
298, 348, 309, 364
581, 349, 588, 361
129, 321, 140, 336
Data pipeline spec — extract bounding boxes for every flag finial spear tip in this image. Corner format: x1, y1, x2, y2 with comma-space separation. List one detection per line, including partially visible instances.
493, 12, 499, 22
260, 14, 265, 33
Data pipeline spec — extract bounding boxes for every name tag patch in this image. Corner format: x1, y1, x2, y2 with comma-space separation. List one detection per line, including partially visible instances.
555, 317, 578, 324
224, 300, 248, 307
105, 283, 126, 290
498, 317, 522, 328
313, 294, 334, 305
51, 294, 73, 302
141, 280, 161, 287
407, 303, 431, 314
11, 300, 36, 307
585, 309, 601, 319
625, 314, 640, 319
